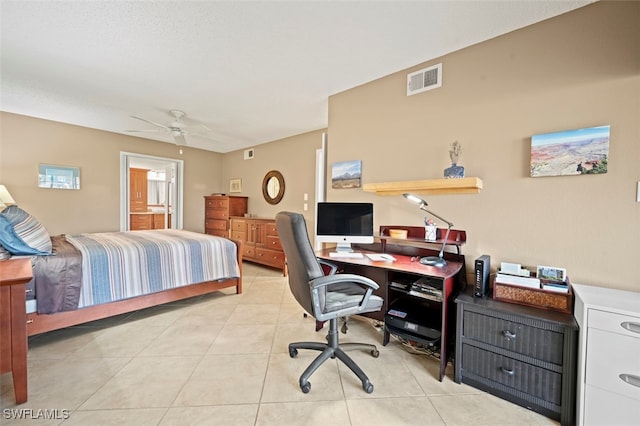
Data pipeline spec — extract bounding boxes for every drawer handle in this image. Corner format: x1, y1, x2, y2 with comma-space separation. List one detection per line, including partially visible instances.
500, 367, 515, 376
619, 374, 640, 388
502, 330, 517, 340
620, 322, 640, 335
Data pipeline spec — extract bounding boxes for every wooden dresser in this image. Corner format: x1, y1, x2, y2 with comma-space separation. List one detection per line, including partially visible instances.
0, 258, 33, 404
204, 195, 248, 237
230, 216, 286, 275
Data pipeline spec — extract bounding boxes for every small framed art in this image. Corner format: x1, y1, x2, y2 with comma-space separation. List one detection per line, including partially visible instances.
229, 178, 242, 193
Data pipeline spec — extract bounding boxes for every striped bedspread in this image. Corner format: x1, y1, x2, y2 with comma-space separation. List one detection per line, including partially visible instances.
65, 229, 239, 308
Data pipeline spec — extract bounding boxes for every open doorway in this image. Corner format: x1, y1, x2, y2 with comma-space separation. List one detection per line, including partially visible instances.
119, 152, 184, 231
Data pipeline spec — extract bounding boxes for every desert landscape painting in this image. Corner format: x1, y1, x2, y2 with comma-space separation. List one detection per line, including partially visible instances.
530, 125, 610, 177
331, 160, 362, 189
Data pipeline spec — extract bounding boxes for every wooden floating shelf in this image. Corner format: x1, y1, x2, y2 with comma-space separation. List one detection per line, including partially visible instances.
362, 177, 483, 196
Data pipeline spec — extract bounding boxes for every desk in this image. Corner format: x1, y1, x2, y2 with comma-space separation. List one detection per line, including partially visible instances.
316, 248, 462, 381
0, 258, 33, 404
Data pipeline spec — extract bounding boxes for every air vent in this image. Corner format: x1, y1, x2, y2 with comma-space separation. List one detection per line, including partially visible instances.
244, 148, 254, 160
407, 63, 442, 96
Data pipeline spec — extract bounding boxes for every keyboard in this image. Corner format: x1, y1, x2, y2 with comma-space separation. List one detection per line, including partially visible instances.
329, 251, 364, 259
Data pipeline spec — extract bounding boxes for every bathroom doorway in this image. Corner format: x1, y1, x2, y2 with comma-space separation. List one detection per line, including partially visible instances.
119, 152, 184, 231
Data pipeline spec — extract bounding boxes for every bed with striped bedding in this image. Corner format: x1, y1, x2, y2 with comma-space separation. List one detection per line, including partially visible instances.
66, 229, 240, 308
26, 229, 242, 336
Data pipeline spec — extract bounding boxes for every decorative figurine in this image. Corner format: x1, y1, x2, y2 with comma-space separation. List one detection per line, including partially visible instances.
444, 141, 465, 178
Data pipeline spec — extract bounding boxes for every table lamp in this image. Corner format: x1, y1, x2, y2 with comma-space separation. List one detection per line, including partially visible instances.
403, 193, 453, 267
0, 185, 16, 208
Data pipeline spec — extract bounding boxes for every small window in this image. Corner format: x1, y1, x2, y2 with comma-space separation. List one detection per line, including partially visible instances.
38, 164, 80, 189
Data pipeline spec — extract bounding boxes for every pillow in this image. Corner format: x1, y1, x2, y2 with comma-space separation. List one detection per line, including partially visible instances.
0, 205, 52, 254
0, 215, 49, 255
0, 243, 11, 260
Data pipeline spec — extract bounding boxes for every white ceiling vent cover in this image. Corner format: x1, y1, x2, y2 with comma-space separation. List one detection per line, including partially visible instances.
407, 63, 442, 96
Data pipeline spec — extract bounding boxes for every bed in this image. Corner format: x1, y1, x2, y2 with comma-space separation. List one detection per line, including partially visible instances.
0, 206, 242, 337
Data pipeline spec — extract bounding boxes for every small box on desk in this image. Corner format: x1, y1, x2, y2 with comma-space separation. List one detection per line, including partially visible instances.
493, 276, 573, 314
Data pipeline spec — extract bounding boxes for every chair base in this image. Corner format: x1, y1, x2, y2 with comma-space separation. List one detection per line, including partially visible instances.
289, 317, 379, 393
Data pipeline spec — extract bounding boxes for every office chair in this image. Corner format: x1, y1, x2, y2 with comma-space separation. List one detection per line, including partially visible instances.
275, 211, 383, 393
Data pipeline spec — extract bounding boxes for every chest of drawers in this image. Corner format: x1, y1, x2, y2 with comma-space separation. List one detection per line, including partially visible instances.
455, 291, 577, 425
230, 217, 286, 276
573, 284, 640, 426
204, 195, 248, 237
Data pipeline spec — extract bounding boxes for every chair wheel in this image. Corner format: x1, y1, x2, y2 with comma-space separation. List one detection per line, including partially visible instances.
341, 323, 348, 334
363, 381, 374, 393
289, 348, 298, 358
300, 381, 311, 393
371, 349, 380, 358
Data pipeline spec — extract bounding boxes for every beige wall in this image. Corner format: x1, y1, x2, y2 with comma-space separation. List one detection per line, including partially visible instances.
221, 129, 324, 222
0, 112, 224, 234
1, 2, 638, 292
326, 1, 639, 290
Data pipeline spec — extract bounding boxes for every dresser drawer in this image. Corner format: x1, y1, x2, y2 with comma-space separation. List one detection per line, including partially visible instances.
266, 235, 282, 251
255, 247, 285, 267
205, 229, 228, 238
206, 198, 229, 209
266, 223, 278, 236
231, 219, 246, 232
205, 219, 227, 231
206, 209, 229, 220
584, 384, 640, 425
462, 344, 562, 405
462, 311, 564, 364
588, 309, 640, 339
585, 327, 640, 401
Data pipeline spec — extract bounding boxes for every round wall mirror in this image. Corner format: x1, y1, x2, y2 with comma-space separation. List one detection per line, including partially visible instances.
262, 170, 285, 205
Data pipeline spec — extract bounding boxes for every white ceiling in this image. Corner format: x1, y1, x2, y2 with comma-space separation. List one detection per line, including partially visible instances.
1, 1, 591, 153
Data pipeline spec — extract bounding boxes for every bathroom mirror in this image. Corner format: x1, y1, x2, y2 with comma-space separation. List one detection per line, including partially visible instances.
262, 170, 285, 205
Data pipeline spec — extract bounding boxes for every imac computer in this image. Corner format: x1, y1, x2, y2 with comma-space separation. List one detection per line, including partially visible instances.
316, 202, 374, 252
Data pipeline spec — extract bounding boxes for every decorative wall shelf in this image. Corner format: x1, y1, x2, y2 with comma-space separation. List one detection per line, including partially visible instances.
362, 177, 483, 196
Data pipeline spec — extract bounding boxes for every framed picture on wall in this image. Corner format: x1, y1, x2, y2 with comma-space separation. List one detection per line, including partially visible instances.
229, 178, 242, 193
331, 160, 362, 189
530, 125, 610, 177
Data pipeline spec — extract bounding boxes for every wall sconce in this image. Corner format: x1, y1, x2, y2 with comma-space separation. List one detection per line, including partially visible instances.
403, 193, 453, 267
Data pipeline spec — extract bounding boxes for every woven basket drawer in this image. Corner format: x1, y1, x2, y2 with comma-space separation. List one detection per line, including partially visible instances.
462, 344, 562, 405
463, 311, 563, 364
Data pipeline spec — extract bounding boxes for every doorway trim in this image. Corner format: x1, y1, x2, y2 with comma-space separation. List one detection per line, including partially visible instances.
119, 152, 184, 231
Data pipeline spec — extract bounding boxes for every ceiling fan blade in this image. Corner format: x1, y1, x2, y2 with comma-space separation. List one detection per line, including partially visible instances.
130, 115, 170, 130
173, 133, 187, 146
126, 129, 166, 133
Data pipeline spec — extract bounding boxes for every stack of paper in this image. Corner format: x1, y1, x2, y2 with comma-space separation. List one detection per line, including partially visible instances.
495, 273, 540, 289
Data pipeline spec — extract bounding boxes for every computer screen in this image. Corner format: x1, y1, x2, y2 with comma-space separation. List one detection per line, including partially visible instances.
316, 202, 374, 251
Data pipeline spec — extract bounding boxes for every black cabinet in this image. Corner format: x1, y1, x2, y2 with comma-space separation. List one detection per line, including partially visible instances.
455, 291, 578, 425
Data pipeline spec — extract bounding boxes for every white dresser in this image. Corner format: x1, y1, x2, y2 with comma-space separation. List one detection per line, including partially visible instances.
573, 284, 640, 426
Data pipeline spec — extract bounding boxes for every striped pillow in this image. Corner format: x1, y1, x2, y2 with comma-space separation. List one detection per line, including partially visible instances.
0, 244, 10, 260
0, 205, 52, 254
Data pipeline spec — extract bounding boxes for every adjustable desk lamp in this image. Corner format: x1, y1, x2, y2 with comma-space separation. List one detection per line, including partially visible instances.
403, 193, 453, 268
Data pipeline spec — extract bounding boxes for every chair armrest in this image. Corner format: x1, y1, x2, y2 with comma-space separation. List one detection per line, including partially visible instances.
310, 274, 379, 321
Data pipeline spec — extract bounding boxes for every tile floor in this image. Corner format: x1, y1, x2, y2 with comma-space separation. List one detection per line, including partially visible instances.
1, 263, 558, 425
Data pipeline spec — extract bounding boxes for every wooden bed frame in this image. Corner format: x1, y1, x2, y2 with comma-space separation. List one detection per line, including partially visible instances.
26, 239, 244, 337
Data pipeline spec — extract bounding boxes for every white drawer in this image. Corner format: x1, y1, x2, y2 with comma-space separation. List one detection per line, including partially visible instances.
585, 328, 640, 401
584, 384, 640, 426
588, 308, 640, 339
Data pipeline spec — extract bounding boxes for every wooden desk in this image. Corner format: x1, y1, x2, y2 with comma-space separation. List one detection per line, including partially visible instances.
316, 248, 462, 381
0, 258, 33, 404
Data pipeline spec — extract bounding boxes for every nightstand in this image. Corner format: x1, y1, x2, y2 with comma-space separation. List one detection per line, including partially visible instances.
0, 258, 33, 404
455, 291, 578, 425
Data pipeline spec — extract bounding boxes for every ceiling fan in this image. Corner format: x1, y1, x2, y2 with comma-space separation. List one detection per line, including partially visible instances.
127, 109, 213, 146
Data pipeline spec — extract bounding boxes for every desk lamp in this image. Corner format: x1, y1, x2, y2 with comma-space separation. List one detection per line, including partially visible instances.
403, 193, 453, 267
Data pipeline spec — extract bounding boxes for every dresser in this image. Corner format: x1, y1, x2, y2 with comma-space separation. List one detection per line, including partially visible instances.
204, 195, 248, 237
230, 217, 286, 275
455, 291, 578, 425
0, 258, 33, 404
572, 284, 640, 426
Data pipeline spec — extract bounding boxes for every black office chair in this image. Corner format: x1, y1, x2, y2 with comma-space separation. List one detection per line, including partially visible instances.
275, 211, 383, 394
